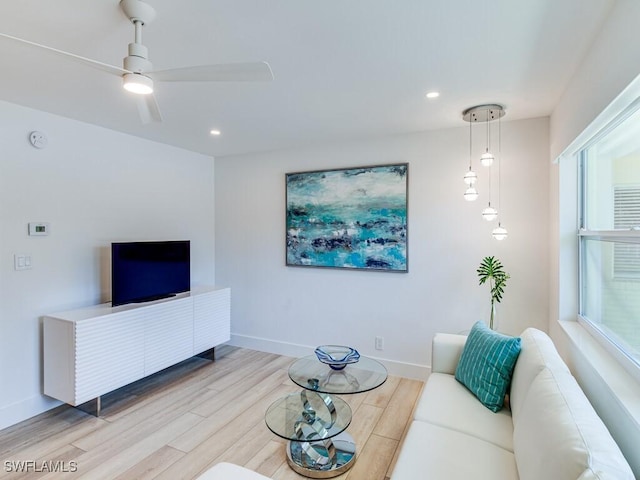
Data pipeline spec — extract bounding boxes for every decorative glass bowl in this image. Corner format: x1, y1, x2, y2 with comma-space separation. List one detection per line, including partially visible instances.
314, 345, 360, 370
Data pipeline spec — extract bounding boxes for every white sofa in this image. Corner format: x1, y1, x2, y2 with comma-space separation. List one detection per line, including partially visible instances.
390, 328, 634, 480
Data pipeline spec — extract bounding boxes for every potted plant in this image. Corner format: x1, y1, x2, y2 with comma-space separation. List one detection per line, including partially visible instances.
477, 256, 510, 330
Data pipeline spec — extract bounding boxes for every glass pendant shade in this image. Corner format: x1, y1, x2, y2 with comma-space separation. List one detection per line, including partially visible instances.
480, 150, 494, 167
492, 224, 508, 240
482, 205, 498, 221
464, 187, 479, 202
463, 169, 477, 185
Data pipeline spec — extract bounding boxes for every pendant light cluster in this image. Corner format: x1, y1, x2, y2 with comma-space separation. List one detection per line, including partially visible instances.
462, 104, 507, 240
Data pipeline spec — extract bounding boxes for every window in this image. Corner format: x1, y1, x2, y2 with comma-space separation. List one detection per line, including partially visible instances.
579, 105, 640, 371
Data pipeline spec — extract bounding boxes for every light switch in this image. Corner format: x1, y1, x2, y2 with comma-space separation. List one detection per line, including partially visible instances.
14, 254, 32, 271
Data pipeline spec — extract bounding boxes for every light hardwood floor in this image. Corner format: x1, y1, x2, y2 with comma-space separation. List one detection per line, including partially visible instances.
0, 346, 423, 480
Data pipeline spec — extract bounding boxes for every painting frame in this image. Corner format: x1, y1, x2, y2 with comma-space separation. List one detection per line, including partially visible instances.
285, 163, 408, 272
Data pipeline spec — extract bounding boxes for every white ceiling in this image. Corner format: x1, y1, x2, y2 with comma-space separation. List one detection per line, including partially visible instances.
0, 0, 614, 157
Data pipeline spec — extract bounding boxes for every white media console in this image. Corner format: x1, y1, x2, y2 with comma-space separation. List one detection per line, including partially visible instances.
43, 286, 230, 414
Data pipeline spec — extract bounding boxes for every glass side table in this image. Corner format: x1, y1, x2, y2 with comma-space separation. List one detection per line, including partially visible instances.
265, 354, 387, 478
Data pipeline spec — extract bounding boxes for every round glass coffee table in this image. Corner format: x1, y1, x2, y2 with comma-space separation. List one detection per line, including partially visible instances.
265, 354, 387, 478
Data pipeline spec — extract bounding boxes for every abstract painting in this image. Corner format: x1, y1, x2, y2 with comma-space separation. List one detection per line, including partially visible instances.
286, 163, 408, 271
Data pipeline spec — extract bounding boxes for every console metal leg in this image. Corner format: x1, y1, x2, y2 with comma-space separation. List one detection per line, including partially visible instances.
77, 396, 101, 417
196, 347, 215, 361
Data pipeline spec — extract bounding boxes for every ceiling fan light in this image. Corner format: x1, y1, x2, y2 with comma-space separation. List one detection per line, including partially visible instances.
123, 73, 153, 95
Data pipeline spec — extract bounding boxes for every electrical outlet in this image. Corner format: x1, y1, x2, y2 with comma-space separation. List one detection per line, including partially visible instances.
375, 336, 384, 351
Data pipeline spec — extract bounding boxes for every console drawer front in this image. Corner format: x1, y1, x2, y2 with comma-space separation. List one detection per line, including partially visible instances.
75, 311, 145, 404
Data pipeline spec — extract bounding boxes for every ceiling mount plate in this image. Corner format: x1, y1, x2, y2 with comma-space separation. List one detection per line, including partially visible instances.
462, 104, 505, 123
120, 0, 156, 25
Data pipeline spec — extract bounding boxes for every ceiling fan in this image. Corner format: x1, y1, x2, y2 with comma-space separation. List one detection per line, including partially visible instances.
0, 0, 274, 124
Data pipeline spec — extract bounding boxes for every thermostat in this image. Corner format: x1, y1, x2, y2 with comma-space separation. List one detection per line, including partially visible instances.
28, 222, 50, 236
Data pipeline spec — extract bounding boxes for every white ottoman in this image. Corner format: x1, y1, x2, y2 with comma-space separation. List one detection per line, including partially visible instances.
196, 462, 272, 480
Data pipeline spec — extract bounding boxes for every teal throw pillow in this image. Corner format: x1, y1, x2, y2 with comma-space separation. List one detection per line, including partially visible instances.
455, 321, 521, 412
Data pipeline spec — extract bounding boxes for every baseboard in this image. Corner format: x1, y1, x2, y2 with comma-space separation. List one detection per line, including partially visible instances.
229, 333, 430, 380
0, 395, 61, 431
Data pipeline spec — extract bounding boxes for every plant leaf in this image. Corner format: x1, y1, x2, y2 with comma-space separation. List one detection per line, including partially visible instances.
477, 256, 509, 303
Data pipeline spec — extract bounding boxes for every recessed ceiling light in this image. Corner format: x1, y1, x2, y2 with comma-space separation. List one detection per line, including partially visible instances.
210, 129, 221, 136
426, 91, 440, 99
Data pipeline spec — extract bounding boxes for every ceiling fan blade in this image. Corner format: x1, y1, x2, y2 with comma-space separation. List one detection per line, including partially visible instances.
150, 61, 274, 82
135, 94, 162, 124
0, 32, 128, 77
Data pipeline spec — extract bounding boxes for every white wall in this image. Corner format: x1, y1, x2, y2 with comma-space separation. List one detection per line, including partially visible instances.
549, 1, 640, 474
0, 101, 216, 430
550, 0, 640, 161
215, 117, 550, 378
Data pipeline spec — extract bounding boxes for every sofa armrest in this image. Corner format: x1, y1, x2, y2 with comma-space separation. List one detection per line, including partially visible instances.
431, 333, 467, 374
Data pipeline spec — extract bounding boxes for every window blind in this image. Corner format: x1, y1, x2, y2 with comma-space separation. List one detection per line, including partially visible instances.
614, 185, 640, 278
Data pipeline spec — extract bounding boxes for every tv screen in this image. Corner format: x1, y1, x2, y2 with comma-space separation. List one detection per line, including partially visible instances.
111, 240, 190, 307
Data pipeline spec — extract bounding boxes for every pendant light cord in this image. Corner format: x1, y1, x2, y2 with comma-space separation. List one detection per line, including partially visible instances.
486, 109, 491, 153
498, 112, 502, 219
469, 113, 473, 170
487, 108, 492, 204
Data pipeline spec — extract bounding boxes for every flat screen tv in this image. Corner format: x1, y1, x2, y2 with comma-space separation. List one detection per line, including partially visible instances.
111, 240, 190, 307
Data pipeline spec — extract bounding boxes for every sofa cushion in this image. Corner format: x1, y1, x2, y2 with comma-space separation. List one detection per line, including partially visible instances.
414, 372, 514, 451
391, 421, 518, 480
509, 327, 570, 424
455, 321, 522, 412
513, 368, 635, 480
